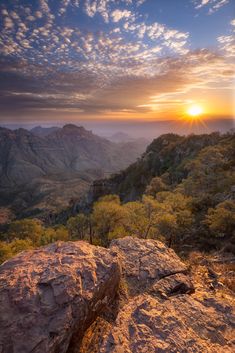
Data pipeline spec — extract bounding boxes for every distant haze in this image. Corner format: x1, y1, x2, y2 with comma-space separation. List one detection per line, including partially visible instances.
1, 118, 234, 140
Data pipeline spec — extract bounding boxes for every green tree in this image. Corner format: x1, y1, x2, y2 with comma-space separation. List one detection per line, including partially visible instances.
155, 213, 177, 247
0, 239, 34, 264
7, 219, 43, 245
123, 196, 160, 239
179, 145, 234, 200
67, 213, 89, 240
145, 176, 168, 197
10, 238, 34, 255
54, 225, 69, 241
205, 200, 235, 238
0, 241, 12, 264
91, 195, 125, 246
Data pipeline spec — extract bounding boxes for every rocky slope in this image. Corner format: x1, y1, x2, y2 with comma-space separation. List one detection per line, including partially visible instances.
0, 237, 234, 353
0, 124, 146, 217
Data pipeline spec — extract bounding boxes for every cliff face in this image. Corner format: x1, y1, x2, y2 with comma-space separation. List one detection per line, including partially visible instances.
0, 237, 234, 353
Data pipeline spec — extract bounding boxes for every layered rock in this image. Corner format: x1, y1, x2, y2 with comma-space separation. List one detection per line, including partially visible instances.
0, 241, 121, 353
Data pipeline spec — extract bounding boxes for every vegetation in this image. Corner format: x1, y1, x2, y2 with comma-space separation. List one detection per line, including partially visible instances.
0, 131, 234, 264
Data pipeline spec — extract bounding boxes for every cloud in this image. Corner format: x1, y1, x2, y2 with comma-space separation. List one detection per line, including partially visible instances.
39, 0, 50, 14
217, 19, 235, 57
217, 35, 235, 57
137, 0, 146, 5
59, 0, 72, 15
0, 48, 233, 118
111, 9, 132, 22
230, 19, 235, 26
193, 0, 229, 13
0, 0, 233, 121
3, 17, 14, 30
84, 0, 110, 22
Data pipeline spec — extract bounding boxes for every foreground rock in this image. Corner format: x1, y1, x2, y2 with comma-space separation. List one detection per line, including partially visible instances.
0, 237, 234, 353
0, 241, 121, 353
110, 237, 189, 295
80, 237, 235, 353
99, 293, 235, 353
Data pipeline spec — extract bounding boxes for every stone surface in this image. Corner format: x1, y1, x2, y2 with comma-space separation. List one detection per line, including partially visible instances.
110, 236, 188, 295
99, 293, 235, 353
0, 237, 234, 353
80, 237, 235, 353
0, 241, 121, 353
150, 273, 195, 298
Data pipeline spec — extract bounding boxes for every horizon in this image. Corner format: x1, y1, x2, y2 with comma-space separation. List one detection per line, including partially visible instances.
0, 0, 234, 127
0, 117, 234, 139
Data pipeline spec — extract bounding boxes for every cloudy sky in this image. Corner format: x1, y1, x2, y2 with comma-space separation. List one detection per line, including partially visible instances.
0, 0, 234, 125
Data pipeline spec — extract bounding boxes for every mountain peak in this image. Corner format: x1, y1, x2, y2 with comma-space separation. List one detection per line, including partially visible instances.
61, 124, 93, 137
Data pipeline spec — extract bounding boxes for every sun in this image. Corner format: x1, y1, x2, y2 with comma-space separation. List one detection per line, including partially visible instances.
187, 105, 203, 118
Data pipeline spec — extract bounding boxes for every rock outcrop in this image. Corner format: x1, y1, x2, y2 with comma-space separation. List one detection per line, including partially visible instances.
81, 237, 235, 353
0, 241, 121, 353
0, 237, 234, 353
110, 237, 189, 295
99, 293, 235, 353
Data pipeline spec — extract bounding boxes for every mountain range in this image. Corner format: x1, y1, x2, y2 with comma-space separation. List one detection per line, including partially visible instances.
0, 124, 147, 218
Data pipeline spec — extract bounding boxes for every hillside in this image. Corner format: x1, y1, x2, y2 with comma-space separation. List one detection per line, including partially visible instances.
90, 132, 233, 202
78, 131, 234, 252
0, 124, 147, 218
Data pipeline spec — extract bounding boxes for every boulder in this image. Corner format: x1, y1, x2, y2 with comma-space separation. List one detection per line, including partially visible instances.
99, 293, 235, 353
0, 241, 121, 353
1, 237, 234, 353
110, 237, 188, 295
80, 237, 235, 353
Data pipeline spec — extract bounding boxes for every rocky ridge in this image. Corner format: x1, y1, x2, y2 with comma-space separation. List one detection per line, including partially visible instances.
0, 237, 234, 353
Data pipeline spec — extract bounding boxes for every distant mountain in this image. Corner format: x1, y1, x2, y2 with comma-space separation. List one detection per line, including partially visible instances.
0, 124, 146, 217
107, 131, 149, 148
30, 125, 60, 137
108, 132, 135, 143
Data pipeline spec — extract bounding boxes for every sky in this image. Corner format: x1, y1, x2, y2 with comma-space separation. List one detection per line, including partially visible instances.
0, 0, 234, 127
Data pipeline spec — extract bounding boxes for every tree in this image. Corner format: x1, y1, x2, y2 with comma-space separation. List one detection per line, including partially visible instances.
10, 238, 34, 255
0, 239, 34, 264
41, 225, 70, 245
154, 191, 193, 246
0, 241, 12, 264
145, 176, 168, 197
7, 219, 43, 245
123, 196, 159, 239
91, 195, 125, 246
67, 213, 89, 240
205, 200, 235, 238
54, 225, 69, 241
179, 145, 233, 200
155, 213, 177, 247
